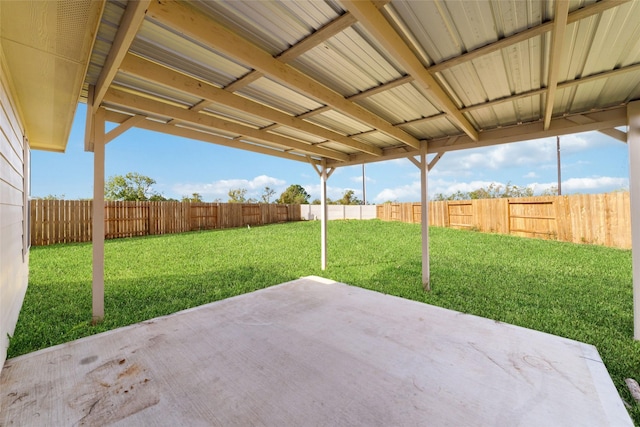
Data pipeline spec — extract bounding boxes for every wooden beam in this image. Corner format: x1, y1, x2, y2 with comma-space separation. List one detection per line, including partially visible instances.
147, 0, 422, 150
224, 13, 356, 93
599, 128, 627, 143
407, 156, 420, 168
277, 12, 357, 62
428, 136, 458, 170
342, 0, 479, 142
84, 85, 95, 152
93, 0, 149, 107
560, 62, 640, 89
347, 75, 413, 102
428, 152, 445, 170
119, 54, 382, 156
104, 111, 320, 164
543, 0, 570, 130
297, 106, 332, 120
105, 114, 145, 144
437, 108, 625, 152
460, 62, 640, 114
327, 106, 628, 167
429, 0, 630, 73
147, 123, 319, 164
224, 71, 263, 93
564, 113, 628, 145
401, 113, 447, 127
103, 88, 350, 162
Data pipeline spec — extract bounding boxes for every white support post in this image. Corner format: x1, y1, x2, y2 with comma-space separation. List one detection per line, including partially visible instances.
320, 164, 328, 270
309, 158, 334, 271
628, 101, 640, 340
92, 107, 106, 323
419, 152, 430, 290
408, 149, 430, 290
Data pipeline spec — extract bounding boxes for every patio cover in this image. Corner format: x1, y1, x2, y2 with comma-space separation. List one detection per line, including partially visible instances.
1, 0, 639, 336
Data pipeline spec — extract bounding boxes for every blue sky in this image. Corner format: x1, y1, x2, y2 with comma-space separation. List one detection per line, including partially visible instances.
31, 103, 630, 203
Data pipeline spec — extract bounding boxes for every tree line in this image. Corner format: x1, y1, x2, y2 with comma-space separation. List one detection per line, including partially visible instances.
38, 172, 561, 204
432, 182, 559, 201
36, 172, 364, 205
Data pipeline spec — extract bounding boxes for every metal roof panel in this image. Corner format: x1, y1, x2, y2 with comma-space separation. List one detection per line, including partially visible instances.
291, 27, 403, 97
237, 78, 324, 116
355, 83, 439, 124
190, 0, 341, 56
132, 21, 250, 87
307, 110, 373, 136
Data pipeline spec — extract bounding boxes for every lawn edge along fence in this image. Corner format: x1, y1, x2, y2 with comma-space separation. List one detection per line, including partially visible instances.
30, 201, 301, 246
377, 192, 631, 249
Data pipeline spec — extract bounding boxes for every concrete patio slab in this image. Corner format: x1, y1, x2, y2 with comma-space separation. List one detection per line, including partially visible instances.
0, 276, 632, 426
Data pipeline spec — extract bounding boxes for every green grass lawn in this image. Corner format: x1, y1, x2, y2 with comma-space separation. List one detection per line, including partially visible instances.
9, 220, 640, 423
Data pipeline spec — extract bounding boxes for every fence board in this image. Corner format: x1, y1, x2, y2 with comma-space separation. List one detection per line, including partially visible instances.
30, 201, 302, 246
377, 192, 631, 249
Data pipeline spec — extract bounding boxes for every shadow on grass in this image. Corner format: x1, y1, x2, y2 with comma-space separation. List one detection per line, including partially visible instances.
8, 264, 296, 358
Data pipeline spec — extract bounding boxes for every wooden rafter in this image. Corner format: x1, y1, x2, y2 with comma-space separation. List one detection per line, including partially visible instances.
119, 54, 382, 156
428, 0, 630, 74
84, 0, 149, 152
84, 85, 95, 151
460, 62, 640, 114
347, 75, 414, 102
277, 13, 357, 63
401, 113, 447, 128
102, 88, 350, 162
94, 0, 149, 106
105, 110, 318, 165
543, 0, 570, 130
296, 106, 332, 120
146, 0, 421, 150
327, 106, 628, 167
224, 13, 356, 93
342, 0, 479, 142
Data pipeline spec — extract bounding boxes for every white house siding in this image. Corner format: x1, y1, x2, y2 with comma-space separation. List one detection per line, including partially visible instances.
0, 51, 29, 370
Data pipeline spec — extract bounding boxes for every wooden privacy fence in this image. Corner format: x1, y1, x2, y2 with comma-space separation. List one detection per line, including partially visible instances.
30, 200, 301, 246
377, 192, 632, 249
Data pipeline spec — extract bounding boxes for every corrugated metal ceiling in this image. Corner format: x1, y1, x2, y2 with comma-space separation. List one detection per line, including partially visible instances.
81, 0, 638, 165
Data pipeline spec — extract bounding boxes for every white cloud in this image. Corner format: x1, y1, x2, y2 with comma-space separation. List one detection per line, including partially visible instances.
558, 133, 606, 154
562, 176, 628, 192
374, 181, 421, 203
373, 179, 507, 202
527, 181, 557, 194
431, 132, 610, 176
172, 175, 286, 200
373, 175, 629, 203
528, 176, 628, 194
523, 171, 538, 178
372, 173, 624, 203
